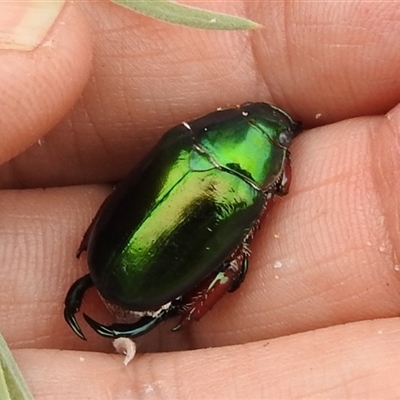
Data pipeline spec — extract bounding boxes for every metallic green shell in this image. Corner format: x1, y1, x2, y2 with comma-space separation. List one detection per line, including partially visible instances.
87, 103, 298, 310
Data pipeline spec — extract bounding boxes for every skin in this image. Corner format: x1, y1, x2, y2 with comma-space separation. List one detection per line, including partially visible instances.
1, 0, 400, 398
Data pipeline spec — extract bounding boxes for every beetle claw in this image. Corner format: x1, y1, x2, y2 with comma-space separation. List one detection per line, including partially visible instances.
83, 314, 117, 338
83, 311, 169, 339
64, 274, 93, 341
64, 308, 86, 340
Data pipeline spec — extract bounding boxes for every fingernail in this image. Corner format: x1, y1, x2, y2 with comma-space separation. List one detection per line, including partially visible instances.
0, 0, 66, 51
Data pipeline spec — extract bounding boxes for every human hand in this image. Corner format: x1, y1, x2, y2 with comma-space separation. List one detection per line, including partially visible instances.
1, 1, 400, 398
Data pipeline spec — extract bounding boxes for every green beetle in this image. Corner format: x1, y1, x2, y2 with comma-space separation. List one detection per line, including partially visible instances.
64, 102, 301, 340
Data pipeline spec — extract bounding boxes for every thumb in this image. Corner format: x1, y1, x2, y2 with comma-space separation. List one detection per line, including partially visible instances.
0, 1, 93, 164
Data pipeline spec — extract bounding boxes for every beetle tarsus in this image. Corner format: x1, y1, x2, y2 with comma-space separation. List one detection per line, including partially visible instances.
76, 241, 87, 259
76, 226, 93, 258
83, 310, 170, 339
64, 274, 94, 340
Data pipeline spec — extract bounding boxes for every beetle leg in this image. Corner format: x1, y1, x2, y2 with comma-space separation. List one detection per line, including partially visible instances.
227, 234, 252, 293
64, 274, 94, 340
76, 225, 94, 258
172, 245, 249, 331
82, 310, 171, 339
273, 154, 291, 197
228, 256, 249, 293
76, 185, 119, 258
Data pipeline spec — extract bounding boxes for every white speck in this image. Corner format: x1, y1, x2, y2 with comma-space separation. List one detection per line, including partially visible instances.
113, 338, 137, 365
273, 261, 282, 269
143, 384, 154, 394
42, 39, 55, 48
37, 139, 44, 146
315, 113, 322, 119
394, 265, 400, 272
210, 18, 217, 23
79, 356, 85, 362
379, 245, 385, 252
377, 330, 383, 334
366, 241, 372, 247
274, 232, 281, 239
204, 127, 208, 131
242, 111, 249, 117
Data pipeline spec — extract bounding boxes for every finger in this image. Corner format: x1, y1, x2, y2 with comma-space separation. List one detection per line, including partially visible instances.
16, 318, 400, 399
252, 0, 400, 122
2, 1, 400, 188
1, 105, 400, 351
0, 1, 92, 166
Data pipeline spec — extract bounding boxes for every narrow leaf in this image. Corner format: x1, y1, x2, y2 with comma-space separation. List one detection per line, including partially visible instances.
111, 0, 261, 30
0, 332, 33, 400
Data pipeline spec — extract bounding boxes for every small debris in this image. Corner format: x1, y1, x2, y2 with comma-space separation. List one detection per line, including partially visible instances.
113, 338, 137, 365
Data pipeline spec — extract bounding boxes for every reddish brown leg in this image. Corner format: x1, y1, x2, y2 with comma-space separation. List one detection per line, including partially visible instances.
172, 244, 249, 331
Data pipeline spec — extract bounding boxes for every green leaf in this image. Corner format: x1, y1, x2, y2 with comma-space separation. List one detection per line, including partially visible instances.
111, 0, 261, 30
0, 332, 33, 400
